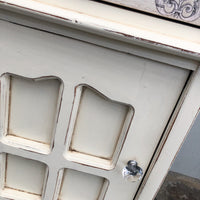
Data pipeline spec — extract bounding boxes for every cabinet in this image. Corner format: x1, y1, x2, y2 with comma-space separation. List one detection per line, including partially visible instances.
0, 1, 200, 200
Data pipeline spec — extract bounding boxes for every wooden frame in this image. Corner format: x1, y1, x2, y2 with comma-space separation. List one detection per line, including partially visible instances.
138, 68, 200, 199
0, 0, 199, 58
0, 1, 200, 199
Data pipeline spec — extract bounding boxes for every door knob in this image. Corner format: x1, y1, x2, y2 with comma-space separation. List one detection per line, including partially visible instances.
122, 160, 143, 182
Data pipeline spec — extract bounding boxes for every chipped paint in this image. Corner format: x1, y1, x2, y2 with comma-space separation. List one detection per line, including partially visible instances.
0, 0, 199, 59
104, 29, 200, 57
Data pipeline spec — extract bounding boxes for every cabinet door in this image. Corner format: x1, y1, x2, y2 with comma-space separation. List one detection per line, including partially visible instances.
0, 20, 190, 200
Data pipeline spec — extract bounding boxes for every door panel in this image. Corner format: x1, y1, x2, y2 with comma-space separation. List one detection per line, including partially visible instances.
0, 74, 62, 154
8, 75, 61, 144
0, 21, 190, 200
0, 153, 47, 200
70, 86, 131, 159
66, 85, 134, 170
59, 169, 108, 200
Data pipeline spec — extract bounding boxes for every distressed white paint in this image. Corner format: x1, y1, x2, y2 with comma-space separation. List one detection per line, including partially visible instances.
0, 0, 200, 57
0, 154, 47, 200
0, 20, 192, 200
0, 10, 198, 72
0, 188, 42, 200
5, 154, 46, 195
65, 85, 134, 169
0, 74, 62, 154
137, 67, 200, 200
0, 5, 199, 200
8, 76, 61, 144
71, 86, 130, 158
59, 169, 106, 200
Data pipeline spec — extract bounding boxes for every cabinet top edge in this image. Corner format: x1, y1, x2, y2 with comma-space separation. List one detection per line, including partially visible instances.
0, 0, 200, 60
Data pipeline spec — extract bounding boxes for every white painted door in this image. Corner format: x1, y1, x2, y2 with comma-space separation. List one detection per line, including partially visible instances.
0, 20, 190, 200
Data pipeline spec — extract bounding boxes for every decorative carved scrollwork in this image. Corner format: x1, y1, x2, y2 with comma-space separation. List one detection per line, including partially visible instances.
155, 0, 200, 21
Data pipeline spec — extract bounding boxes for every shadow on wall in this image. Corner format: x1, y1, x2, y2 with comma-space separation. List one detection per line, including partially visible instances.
170, 112, 200, 179
155, 112, 200, 200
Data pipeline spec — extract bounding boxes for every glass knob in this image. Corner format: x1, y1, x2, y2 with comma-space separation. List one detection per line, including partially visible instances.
122, 160, 143, 182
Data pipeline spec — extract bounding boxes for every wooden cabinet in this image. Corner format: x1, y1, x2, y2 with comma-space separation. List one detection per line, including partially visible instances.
0, 1, 199, 200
